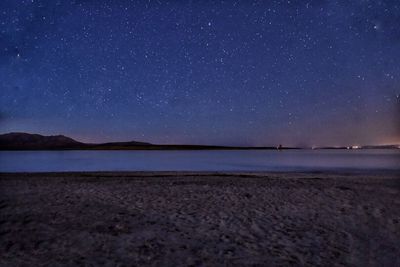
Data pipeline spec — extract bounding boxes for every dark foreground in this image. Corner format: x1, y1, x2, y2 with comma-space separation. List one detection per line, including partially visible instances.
0, 172, 399, 266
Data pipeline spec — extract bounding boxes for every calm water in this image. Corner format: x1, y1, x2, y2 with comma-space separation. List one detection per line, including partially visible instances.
0, 149, 399, 173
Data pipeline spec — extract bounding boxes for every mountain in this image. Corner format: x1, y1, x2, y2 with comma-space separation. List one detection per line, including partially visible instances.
0, 132, 281, 150
0, 132, 85, 150
93, 140, 152, 148
2, 132, 398, 151
0, 132, 156, 150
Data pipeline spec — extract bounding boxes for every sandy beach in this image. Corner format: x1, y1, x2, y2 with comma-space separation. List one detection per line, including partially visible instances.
0, 172, 399, 266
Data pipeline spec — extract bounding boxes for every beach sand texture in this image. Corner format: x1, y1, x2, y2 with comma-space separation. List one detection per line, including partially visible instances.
1, 172, 399, 266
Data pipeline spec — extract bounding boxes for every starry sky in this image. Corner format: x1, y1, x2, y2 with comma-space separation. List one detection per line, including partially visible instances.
0, 0, 399, 147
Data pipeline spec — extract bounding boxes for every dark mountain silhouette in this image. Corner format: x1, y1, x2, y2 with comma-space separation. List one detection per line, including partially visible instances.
0, 132, 84, 150
1, 132, 398, 150
0, 132, 154, 150
93, 141, 152, 147
0, 132, 282, 150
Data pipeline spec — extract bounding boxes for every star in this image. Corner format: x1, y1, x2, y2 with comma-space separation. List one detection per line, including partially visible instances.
0, 0, 398, 146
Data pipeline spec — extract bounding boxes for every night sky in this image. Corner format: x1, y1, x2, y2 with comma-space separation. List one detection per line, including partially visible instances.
0, 0, 399, 147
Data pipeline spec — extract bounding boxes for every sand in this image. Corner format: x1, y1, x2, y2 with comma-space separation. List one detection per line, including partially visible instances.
0, 172, 399, 266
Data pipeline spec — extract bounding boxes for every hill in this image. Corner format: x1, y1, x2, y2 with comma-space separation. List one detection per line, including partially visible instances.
0, 132, 279, 150
0, 132, 85, 150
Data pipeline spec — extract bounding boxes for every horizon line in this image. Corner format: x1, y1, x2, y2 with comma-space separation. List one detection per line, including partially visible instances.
1, 131, 399, 149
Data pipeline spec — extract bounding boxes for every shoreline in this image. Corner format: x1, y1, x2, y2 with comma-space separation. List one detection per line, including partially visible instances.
1, 169, 400, 177
1, 172, 399, 266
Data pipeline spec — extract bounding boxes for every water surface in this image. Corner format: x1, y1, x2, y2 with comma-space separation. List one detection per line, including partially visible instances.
1, 149, 399, 173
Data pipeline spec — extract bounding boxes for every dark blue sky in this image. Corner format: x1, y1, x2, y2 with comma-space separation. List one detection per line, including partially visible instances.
0, 0, 399, 146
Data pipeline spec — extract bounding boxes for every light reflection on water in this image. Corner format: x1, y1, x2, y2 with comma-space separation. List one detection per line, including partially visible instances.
0, 149, 399, 172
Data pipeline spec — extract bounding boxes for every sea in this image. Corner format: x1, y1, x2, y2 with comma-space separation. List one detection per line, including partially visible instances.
1, 149, 399, 173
